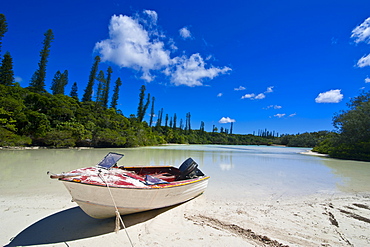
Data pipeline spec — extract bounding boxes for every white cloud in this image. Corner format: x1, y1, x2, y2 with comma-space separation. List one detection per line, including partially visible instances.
143, 10, 158, 24
357, 54, 370, 68
255, 93, 266, 99
217, 93, 223, 97
241, 93, 255, 99
179, 27, 192, 39
95, 12, 230, 86
265, 86, 274, 93
273, 113, 295, 118
169, 53, 231, 86
94, 14, 170, 82
234, 86, 246, 91
241, 86, 272, 100
365, 77, 370, 83
219, 117, 236, 123
274, 113, 286, 118
315, 89, 343, 103
14, 76, 23, 82
241, 93, 265, 100
352, 17, 370, 68
351, 17, 370, 44
265, 105, 282, 109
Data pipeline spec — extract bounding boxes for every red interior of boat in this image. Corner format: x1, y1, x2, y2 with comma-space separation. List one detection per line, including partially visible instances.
121, 166, 181, 182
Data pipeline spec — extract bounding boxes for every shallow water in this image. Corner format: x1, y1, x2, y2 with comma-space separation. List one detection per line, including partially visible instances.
1, 145, 369, 199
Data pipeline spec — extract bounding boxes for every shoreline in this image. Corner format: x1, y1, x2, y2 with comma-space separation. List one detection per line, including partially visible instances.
300, 149, 329, 157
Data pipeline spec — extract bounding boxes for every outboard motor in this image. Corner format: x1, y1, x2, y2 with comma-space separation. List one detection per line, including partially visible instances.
177, 158, 204, 180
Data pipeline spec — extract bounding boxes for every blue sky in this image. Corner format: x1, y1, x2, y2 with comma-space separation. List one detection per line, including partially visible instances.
2, 0, 370, 135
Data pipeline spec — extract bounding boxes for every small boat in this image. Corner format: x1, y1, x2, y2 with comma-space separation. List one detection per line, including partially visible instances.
50, 152, 209, 219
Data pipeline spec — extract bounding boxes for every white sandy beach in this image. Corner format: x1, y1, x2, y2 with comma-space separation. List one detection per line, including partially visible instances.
1, 189, 370, 246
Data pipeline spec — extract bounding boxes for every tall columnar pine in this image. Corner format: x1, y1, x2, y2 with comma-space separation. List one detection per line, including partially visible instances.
103, 67, 113, 108
70, 82, 78, 98
173, 113, 177, 129
29, 29, 54, 93
185, 112, 191, 132
51, 70, 68, 95
82, 56, 100, 102
179, 119, 183, 130
149, 96, 155, 127
165, 114, 169, 127
200, 121, 205, 132
110, 77, 122, 110
137, 85, 145, 121
137, 85, 151, 122
0, 14, 8, 55
144, 93, 151, 121
95, 70, 105, 105
51, 71, 62, 94
156, 108, 163, 127
61, 70, 68, 94
0, 51, 14, 86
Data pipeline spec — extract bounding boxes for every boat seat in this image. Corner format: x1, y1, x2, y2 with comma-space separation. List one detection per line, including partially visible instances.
152, 173, 176, 182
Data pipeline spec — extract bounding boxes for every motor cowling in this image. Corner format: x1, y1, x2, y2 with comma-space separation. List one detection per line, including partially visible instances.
178, 158, 203, 180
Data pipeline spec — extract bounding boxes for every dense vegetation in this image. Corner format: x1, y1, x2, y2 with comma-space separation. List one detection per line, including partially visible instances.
312, 91, 370, 161
0, 83, 276, 147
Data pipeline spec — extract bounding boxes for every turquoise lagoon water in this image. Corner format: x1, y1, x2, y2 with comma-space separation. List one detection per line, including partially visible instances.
1, 145, 369, 199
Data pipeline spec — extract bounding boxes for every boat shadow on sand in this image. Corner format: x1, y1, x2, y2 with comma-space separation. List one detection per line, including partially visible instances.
5, 205, 177, 246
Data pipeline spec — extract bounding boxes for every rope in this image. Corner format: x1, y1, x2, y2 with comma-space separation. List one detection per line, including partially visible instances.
98, 170, 134, 247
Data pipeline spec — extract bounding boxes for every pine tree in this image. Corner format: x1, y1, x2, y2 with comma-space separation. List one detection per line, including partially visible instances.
110, 77, 122, 109
185, 112, 191, 132
50, 70, 68, 95
82, 56, 100, 102
149, 96, 155, 127
0, 14, 8, 55
51, 70, 62, 94
137, 85, 150, 122
200, 121, 205, 132
165, 114, 169, 127
102, 67, 112, 108
179, 119, 183, 130
95, 70, 105, 105
70, 82, 78, 98
0, 51, 14, 86
173, 113, 177, 129
29, 29, 54, 93
61, 70, 68, 94
156, 108, 163, 127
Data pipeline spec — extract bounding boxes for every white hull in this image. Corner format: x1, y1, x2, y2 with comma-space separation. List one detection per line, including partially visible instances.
63, 178, 209, 219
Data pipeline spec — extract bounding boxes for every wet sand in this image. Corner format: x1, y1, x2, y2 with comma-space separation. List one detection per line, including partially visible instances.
1, 147, 370, 246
